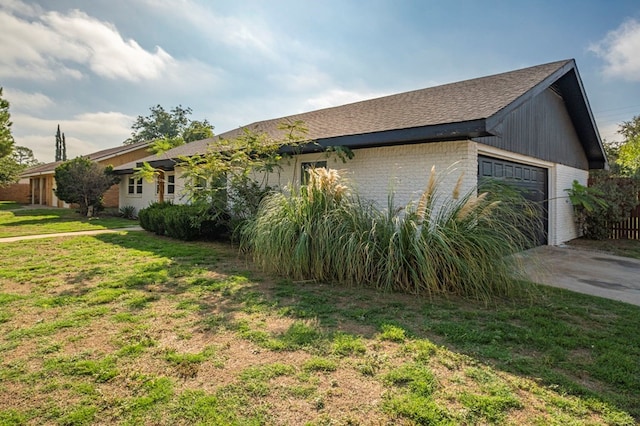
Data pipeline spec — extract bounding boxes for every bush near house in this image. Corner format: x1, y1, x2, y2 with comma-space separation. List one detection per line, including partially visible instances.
138, 202, 229, 241
54, 157, 119, 217
577, 175, 640, 240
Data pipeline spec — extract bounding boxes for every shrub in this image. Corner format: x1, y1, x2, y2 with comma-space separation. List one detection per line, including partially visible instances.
119, 205, 137, 219
54, 157, 119, 217
138, 202, 229, 241
581, 176, 640, 240
243, 167, 533, 301
138, 201, 173, 235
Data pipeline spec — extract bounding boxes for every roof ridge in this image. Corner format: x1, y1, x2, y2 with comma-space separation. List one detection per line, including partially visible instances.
231, 59, 573, 133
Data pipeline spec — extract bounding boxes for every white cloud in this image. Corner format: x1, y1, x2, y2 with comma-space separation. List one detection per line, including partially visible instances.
268, 66, 332, 92
304, 89, 391, 110
596, 121, 621, 144
0, 0, 42, 17
3, 89, 54, 112
0, 1, 174, 81
11, 111, 135, 162
142, 0, 277, 58
590, 19, 640, 81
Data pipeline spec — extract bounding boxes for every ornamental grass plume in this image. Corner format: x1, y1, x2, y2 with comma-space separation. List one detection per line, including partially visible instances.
243, 167, 534, 301
306, 167, 348, 203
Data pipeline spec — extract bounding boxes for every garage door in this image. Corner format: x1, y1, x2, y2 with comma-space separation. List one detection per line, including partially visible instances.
478, 155, 548, 246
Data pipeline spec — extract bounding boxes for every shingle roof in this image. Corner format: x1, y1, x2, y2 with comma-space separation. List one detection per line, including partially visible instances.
22, 140, 150, 177
115, 59, 605, 172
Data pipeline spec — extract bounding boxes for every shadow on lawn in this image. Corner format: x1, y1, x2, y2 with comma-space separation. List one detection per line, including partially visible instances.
0, 209, 72, 226
94, 230, 640, 420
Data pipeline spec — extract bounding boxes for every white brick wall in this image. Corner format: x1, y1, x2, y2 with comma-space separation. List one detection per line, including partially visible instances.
551, 164, 588, 245
120, 140, 586, 246
118, 167, 192, 215
273, 140, 478, 210
118, 178, 155, 214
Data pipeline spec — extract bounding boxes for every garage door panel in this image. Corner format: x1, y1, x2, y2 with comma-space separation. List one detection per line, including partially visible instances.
478, 155, 548, 246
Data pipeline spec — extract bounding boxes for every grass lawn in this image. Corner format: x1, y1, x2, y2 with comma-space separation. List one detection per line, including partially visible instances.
567, 238, 640, 260
0, 202, 24, 211
0, 207, 137, 238
0, 232, 638, 425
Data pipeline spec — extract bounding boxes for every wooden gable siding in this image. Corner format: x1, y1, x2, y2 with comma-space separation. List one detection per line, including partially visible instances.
474, 88, 589, 170
98, 146, 150, 168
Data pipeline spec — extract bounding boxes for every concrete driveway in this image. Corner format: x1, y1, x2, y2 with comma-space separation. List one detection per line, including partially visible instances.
519, 246, 640, 307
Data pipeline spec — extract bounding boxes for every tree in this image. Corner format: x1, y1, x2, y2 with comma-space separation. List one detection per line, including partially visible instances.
55, 124, 67, 161
176, 121, 311, 225
0, 156, 24, 187
124, 105, 214, 145
183, 119, 214, 142
12, 146, 40, 167
0, 146, 40, 187
615, 115, 640, 176
54, 157, 119, 217
0, 87, 15, 159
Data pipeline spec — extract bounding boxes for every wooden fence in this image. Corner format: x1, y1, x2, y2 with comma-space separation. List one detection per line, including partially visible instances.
608, 202, 640, 240
587, 177, 640, 240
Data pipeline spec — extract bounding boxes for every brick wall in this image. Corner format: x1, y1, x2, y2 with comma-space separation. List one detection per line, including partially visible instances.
137, 140, 585, 246
552, 164, 588, 245
102, 184, 120, 208
0, 183, 30, 203
272, 140, 478, 209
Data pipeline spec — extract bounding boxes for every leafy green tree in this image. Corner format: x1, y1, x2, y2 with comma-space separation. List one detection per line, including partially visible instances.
0, 156, 24, 187
616, 115, 640, 176
12, 146, 40, 167
183, 119, 214, 142
0, 87, 15, 159
176, 121, 312, 232
54, 157, 119, 217
0, 146, 42, 187
125, 105, 213, 145
618, 115, 640, 140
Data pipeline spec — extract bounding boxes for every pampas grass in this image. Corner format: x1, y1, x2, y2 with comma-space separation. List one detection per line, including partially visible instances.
243, 167, 536, 301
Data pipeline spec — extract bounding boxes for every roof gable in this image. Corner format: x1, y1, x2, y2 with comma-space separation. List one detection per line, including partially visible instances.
22, 140, 151, 177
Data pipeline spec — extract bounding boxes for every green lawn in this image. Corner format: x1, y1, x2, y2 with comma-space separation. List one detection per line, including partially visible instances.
0, 201, 23, 211
0, 231, 637, 425
567, 238, 640, 260
0, 207, 137, 238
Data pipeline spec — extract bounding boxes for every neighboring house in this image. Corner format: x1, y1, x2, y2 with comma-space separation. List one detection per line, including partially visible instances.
22, 141, 151, 208
0, 177, 30, 204
114, 59, 607, 246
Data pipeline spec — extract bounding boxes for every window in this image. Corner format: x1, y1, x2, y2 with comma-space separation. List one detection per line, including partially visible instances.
301, 161, 327, 184
167, 174, 175, 194
155, 173, 175, 195
128, 178, 143, 195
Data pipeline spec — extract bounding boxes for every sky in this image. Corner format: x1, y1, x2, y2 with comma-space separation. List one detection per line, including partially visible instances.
1, 0, 640, 163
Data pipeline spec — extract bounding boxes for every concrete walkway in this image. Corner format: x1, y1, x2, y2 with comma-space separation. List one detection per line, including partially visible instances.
520, 246, 640, 307
0, 226, 143, 243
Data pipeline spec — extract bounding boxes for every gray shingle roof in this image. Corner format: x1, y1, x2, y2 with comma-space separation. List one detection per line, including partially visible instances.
116, 59, 601, 172
22, 140, 150, 177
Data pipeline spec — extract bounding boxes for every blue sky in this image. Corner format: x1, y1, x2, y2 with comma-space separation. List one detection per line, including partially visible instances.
1, 0, 640, 163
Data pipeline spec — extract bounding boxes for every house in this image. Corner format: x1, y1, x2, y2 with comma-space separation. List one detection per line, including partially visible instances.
114, 59, 607, 246
21, 140, 151, 208
0, 177, 30, 204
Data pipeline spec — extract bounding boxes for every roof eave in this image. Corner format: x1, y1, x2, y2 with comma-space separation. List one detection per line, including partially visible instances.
113, 159, 177, 175
280, 119, 490, 154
